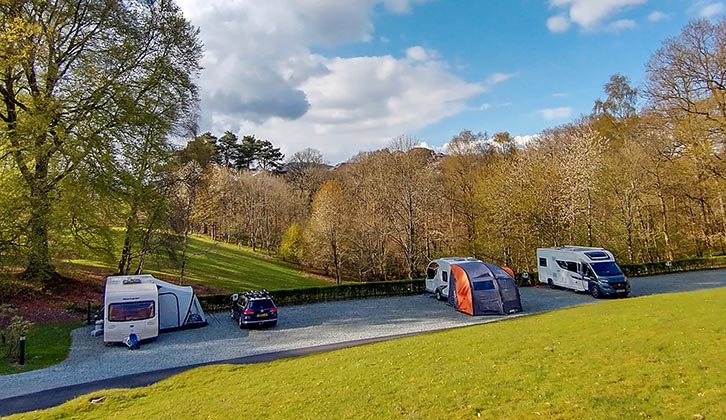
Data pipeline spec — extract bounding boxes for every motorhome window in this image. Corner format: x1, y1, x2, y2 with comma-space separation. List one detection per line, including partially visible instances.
426, 263, 438, 279
442, 271, 448, 284
591, 262, 623, 276
584, 251, 609, 260
472, 280, 495, 291
108, 301, 155, 322
539, 257, 547, 267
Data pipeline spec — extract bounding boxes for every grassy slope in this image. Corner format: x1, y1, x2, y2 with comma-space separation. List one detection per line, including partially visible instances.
0, 322, 77, 375
66, 235, 329, 293
13, 288, 725, 420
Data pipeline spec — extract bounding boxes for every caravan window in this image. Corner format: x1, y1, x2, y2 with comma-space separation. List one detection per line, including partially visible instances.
108, 301, 155, 322
539, 257, 547, 267
426, 262, 439, 279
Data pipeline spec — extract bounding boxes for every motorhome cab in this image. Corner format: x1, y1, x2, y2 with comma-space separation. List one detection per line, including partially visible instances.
536, 246, 630, 298
104, 276, 159, 343
425, 257, 479, 300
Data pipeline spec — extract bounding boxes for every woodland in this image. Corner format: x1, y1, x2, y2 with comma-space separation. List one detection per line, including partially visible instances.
1, 2, 724, 284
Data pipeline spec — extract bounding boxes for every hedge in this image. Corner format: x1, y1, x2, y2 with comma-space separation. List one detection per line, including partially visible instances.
619, 255, 726, 277
198, 257, 726, 311
198, 279, 426, 311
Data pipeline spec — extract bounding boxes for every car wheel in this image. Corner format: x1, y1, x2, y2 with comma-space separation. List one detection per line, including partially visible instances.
590, 284, 601, 299
435, 289, 443, 301
269, 320, 278, 327
548, 279, 555, 289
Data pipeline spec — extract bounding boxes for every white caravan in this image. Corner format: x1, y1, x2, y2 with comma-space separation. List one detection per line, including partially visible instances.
103, 276, 159, 343
103, 274, 208, 344
536, 246, 630, 298
425, 257, 482, 300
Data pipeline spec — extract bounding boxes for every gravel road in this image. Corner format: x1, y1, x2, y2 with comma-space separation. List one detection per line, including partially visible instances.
1, 269, 724, 403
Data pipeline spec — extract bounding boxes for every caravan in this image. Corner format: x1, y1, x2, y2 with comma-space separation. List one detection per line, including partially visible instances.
425, 257, 523, 315
103, 275, 208, 344
536, 246, 630, 298
103, 276, 159, 344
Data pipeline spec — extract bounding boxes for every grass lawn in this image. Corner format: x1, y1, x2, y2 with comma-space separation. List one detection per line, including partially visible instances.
0, 322, 78, 375
64, 234, 330, 293
11, 288, 726, 419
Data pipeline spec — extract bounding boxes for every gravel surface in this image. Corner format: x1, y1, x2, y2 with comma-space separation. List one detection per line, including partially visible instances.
1, 268, 724, 400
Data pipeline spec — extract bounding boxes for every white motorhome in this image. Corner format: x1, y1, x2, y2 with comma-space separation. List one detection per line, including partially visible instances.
536, 246, 630, 298
425, 257, 481, 300
103, 276, 159, 344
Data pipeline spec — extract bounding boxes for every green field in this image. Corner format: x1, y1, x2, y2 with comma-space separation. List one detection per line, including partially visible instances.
0, 322, 78, 375
65, 234, 330, 292
11, 288, 725, 419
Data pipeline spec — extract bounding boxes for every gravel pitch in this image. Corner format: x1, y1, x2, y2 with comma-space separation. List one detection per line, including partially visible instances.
1, 268, 724, 400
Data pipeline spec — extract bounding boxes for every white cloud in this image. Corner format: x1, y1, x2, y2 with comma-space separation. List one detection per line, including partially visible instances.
698, 2, 725, 18
647, 11, 668, 22
486, 72, 515, 85
607, 19, 638, 32
176, 0, 481, 163
406, 46, 429, 61
552, 92, 570, 97
547, 0, 646, 32
538, 106, 573, 120
547, 15, 571, 32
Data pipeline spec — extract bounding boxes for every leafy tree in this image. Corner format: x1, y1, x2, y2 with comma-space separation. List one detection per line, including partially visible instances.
0, 0, 202, 283
179, 132, 218, 168
280, 223, 304, 264
215, 131, 240, 168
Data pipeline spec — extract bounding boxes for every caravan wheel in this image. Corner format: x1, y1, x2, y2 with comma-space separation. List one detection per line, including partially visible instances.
548, 279, 555, 289
435, 289, 443, 301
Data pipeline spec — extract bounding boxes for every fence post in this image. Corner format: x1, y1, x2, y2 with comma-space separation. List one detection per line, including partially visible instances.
19, 335, 26, 365
87, 300, 92, 325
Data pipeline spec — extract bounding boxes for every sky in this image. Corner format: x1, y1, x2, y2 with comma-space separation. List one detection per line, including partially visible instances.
175, 0, 724, 164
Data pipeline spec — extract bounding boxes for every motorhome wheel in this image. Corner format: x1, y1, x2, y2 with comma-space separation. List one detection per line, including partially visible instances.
590, 284, 601, 298
435, 289, 443, 301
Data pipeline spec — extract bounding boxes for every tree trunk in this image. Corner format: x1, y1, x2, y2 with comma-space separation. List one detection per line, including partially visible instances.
23, 182, 55, 282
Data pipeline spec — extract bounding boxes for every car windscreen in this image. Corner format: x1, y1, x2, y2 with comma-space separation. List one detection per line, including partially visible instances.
591, 262, 623, 277
249, 299, 275, 310
108, 301, 155, 322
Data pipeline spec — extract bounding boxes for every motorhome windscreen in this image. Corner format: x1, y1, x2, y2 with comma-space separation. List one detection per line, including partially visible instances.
591, 262, 623, 276
108, 301, 155, 322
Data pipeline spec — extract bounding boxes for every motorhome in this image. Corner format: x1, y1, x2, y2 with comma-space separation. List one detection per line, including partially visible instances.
103, 276, 159, 344
536, 246, 630, 298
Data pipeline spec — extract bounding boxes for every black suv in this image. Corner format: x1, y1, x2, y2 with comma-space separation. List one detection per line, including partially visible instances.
231, 290, 278, 328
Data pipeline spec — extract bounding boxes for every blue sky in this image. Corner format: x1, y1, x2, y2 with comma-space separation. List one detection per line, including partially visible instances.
177, 0, 722, 163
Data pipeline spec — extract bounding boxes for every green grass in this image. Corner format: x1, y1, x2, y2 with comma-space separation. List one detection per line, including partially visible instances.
65, 234, 330, 293
0, 322, 78, 375
12, 288, 726, 419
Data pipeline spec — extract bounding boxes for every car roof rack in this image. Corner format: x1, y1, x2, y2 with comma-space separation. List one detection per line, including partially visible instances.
242, 289, 271, 299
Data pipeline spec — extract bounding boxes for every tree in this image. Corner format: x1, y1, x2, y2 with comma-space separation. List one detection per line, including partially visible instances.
0, 0, 202, 283
306, 180, 350, 284
179, 132, 217, 167
285, 148, 329, 206
593, 74, 638, 121
215, 131, 239, 167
